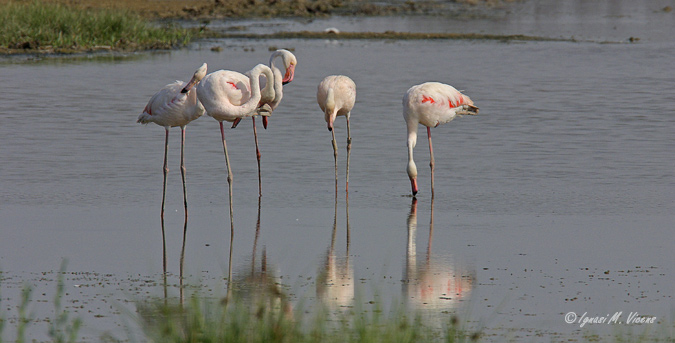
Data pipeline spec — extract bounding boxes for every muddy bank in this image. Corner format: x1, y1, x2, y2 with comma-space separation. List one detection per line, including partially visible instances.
212, 30, 577, 42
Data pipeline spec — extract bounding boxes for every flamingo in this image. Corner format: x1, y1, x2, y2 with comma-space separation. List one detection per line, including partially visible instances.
196, 63, 274, 231
137, 63, 207, 273
261, 49, 297, 121
317, 75, 356, 194
231, 49, 297, 195
403, 82, 478, 197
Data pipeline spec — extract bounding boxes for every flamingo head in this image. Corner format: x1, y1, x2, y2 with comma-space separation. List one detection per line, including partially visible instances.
181, 63, 208, 93
270, 49, 297, 85
407, 159, 418, 196
282, 62, 295, 85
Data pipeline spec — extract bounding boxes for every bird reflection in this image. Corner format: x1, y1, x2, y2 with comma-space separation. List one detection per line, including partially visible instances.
403, 197, 473, 314
179, 217, 188, 304
160, 205, 189, 305
317, 196, 354, 312
223, 196, 292, 317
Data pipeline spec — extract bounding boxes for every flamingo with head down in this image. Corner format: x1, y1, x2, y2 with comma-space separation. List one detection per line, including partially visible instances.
196, 63, 274, 229
317, 75, 356, 194
403, 82, 478, 197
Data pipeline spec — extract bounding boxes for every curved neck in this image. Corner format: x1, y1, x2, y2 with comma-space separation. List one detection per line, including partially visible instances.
241, 65, 273, 116
406, 115, 418, 180
269, 58, 284, 107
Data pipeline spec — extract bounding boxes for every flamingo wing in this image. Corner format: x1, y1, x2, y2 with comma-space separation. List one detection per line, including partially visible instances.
138, 81, 190, 126
407, 82, 474, 128
198, 70, 253, 122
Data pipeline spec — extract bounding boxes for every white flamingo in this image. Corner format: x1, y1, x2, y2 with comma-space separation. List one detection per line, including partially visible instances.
261, 49, 297, 122
137, 63, 207, 220
317, 75, 356, 194
231, 49, 297, 195
197, 63, 274, 230
137, 63, 207, 273
403, 82, 478, 197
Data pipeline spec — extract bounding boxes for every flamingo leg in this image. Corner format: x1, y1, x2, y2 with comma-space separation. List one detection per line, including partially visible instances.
179, 209, 188, 306
427, 127, 435, 198
346, 116, 352, 193
179, 126, 188, 305
161, 128, 169, 279
331, 128, 338, 195
252, 117, 262, 196
180, 126, 188, 221
220, 122, 235, 237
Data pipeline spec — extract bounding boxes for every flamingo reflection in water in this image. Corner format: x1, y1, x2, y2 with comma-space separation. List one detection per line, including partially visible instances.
222, 196, 293, 318
403, 198, 474, 322
316, 196, 354, 313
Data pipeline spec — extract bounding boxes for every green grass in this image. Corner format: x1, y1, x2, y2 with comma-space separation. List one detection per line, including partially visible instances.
1, 267, 674, 342
0, 1, 192, 53
0, 262, 81, 343
137, 294, 480, 343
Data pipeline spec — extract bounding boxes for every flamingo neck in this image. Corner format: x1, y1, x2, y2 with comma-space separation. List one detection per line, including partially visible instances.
271, 66, 283, 107
268, 54, 286, 107
325, 88, 337, 130
240, 64, 273, 117
406, 120, 418, 188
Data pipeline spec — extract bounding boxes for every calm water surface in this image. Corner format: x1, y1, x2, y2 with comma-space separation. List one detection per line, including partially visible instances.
1, 1, 674, 341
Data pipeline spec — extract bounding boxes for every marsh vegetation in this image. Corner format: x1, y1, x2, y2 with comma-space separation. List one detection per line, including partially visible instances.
0, 1, 191, 54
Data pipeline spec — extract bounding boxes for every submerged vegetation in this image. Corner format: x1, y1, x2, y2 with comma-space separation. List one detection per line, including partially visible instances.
131, 290, 484, 343
0, 1, 191, 54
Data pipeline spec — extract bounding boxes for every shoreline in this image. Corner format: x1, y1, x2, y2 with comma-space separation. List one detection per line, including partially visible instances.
0, 0, 520, 56
0, 0, 516, 20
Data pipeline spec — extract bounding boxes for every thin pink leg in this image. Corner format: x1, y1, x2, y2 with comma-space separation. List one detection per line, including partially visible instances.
253, 117, 262, 196
220, 122, 234, 238
427, 127, 435, 198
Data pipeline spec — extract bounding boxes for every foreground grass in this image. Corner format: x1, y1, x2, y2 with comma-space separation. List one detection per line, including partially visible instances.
2, 278, 675, 342
137, 295, 479, 343
0, 1, 192, 54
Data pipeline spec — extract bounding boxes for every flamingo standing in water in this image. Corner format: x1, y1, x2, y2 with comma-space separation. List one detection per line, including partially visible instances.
137, 63, 207, 221
317, 75, 356, 194
197, 64, 274, 230
231, 49, 297, 195
137, 63, 207, 273
403, 82, 478, 197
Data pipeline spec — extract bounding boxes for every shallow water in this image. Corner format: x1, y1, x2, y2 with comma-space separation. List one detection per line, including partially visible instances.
2, 0, 675, 341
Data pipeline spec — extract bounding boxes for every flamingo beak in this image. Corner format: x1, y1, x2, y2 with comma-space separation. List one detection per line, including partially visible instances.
410, 178, 418, 196
262, 116, 268, 129
282, 64, 295, 85
327, 116, 334, 131
231, 117, 242, 128
181, 76, 198, 94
